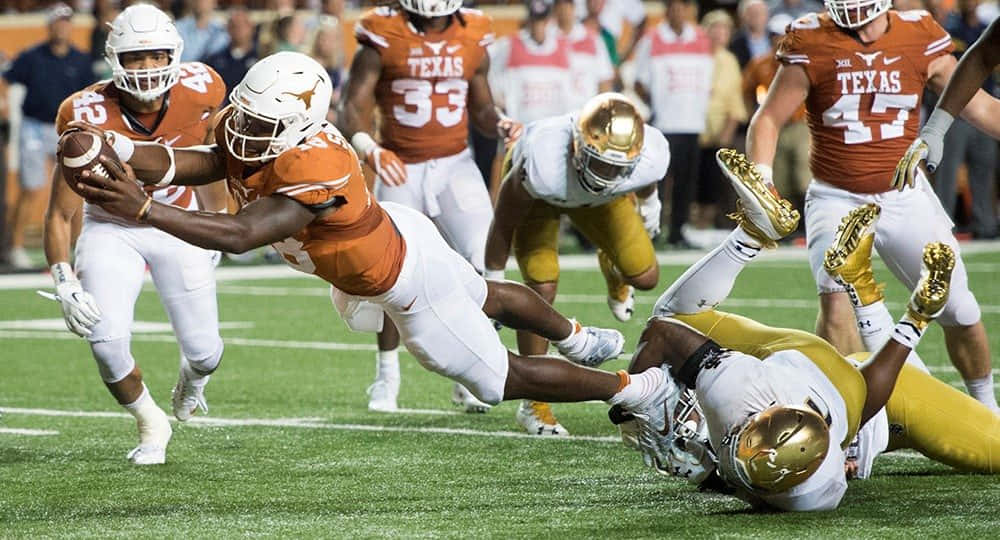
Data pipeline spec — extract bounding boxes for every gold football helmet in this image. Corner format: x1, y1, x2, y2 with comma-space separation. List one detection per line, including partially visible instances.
573, 92, 644, 194
718, 404, 830, 494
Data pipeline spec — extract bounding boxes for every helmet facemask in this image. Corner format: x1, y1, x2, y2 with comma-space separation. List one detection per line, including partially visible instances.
226, 99, 307, 164
109, 48, 182, 102
105, 4, 184, 102
398, 0, 463, 18
824, 0, 892, 29
572, 131, 639, 194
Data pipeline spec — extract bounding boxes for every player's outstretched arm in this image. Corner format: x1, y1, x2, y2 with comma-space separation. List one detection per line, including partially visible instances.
483, 160, 534, 278
931, 19, 1000, 121
75, 156, 319, 254
858, 243, 955, 424
746, 64, 809, 182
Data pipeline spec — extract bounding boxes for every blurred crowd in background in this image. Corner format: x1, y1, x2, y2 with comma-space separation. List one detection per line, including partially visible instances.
0, 0, 998, 269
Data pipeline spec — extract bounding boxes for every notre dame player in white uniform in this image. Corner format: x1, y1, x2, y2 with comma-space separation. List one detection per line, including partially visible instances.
485, 92, 667, 435
611, 150, 1000, 511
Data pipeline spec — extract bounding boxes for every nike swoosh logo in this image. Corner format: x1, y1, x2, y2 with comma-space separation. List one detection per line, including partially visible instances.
446, 44, 461, 54
402, 296, 417, 311
657, 399, 672, 436
883, 56, 901, 65
156, 134, 183, 147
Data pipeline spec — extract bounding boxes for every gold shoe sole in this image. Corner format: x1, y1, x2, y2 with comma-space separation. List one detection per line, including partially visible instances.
912, 242, 956, 319
823, 203, 881, 277
717, 149, 800, 240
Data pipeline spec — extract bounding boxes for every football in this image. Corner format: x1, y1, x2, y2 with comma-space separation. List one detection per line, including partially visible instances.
58, 130, 118, 195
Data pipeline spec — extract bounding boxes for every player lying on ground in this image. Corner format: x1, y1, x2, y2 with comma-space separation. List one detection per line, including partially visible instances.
45, 4, 229, 465
608, 150, 1000, 512
483, 92, 666, 435
67, 52, 678, 441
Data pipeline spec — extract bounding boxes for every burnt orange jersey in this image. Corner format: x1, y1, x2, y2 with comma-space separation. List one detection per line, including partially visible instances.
355, 6, 494, 163
215, 113, 406, 296
776, 10, 953, 193
57, 62, 225, 210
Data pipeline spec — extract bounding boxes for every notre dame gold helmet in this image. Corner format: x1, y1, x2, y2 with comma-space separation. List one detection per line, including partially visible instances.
572, 92, 644, 194
718, 405, 830, 494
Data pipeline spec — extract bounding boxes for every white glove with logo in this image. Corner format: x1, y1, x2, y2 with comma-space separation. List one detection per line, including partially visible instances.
892, 108, 952, 191
51, 262, 101, 337
637, 193, 662, 238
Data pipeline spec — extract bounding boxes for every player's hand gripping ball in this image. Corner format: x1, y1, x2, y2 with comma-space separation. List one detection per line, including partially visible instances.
58, 130, 119, 197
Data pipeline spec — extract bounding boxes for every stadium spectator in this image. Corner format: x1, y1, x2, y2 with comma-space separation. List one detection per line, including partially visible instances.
574, 0, 647, 61
555, 0, 614, 111
729, 0, 770, 67
741, 14, 809, 214
693, 9, 747, 230
309, 15, 343, 124
176, 0, 229, 62
634, 0, 714, 248
2, 3, 94, 269
580, 0, 621, 66
89, 0, 120, 80
933, 0, 998, 238
263, 12, 308, 55
767, 0, 822, 20
489, 0, 574, 124
204, 6, 260, 102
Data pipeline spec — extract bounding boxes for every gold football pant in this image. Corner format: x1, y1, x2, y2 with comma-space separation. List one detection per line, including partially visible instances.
513, 196, 656, 284
672, 309, 866, 448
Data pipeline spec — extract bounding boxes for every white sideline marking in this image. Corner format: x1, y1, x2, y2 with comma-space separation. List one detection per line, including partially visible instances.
0, 330, 377, 352
0, 319, 254, 333
3, 240, 1000, 290
0, 427, 59, 436
0, 406, 930, 461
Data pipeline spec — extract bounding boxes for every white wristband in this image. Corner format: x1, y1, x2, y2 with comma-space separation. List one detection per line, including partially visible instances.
106, 131, 135, 162
484, 269, 505, 281
350, 132, 377, 157
754, 163, 774, 184
922, 108, 955, 138
51, 262, 77, 286
153, 145, 175, 188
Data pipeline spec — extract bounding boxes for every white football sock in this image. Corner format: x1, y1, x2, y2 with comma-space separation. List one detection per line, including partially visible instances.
654, 228, 761, 316
554, 319, 584, 354
607, 367, 667, 410
964, 374, 999, 412
854, 301, 929, 372
375, 349, 400, 385
123, 384, 170, 442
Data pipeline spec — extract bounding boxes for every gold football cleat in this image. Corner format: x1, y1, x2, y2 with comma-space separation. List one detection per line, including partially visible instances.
823, 203, 885, 306
717, 149, 800, 248
907, 242, 955, 330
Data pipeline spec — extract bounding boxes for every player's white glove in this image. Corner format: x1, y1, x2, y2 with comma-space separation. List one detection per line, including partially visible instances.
892, 109, 951, 191
637, 194, 662, 238
50, 262, 101, 337
350, 132, 407, 187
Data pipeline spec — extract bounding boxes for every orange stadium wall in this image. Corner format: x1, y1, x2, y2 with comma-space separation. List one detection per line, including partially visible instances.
0, 3, 663, 246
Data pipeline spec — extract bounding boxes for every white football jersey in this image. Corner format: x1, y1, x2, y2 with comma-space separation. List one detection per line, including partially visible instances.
695, 349, 858, 512
513, 114, 670, 208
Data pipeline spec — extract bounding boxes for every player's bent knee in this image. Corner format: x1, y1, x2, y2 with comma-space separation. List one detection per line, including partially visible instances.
938, 288, 982, 328
183, 339, 225, 375
627, 265, 659, 291
90, 338, 136, 383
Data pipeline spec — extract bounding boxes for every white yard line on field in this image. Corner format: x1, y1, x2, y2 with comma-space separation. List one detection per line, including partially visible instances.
0, 330, 377, 352
0, 406, 930, 461
0, 427, 59, 436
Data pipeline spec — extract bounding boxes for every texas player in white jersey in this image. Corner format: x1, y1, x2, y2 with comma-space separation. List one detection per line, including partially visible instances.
485, 93, 666, 435
339, 0, 521, 415
43, 5, 227, 465
614, 150, 1000, 511
746, 4, 1000, 411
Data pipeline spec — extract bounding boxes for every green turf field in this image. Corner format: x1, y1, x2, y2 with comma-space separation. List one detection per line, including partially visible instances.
2, 249, 1000, 538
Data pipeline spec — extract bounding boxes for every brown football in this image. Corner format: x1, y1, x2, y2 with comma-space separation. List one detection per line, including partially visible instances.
58, 130, 118, 195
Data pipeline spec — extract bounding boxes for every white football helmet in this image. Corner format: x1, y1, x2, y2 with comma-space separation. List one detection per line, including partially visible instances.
226, 52, 333, 163
824, 0, 892, 29
105, 4, 184, 102
664, 389, 717, 484
398, 0, 464, 18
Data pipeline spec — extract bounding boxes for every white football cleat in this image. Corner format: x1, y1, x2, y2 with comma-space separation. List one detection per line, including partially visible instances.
366, 378, 399, 412
127, 405, 172, 465
608, 286, 635, 322
516, 400, 569, 436
557, 325, 625, 367
716, 148, 800, 247
452, 383, 491, 414
171, 357, 209, 422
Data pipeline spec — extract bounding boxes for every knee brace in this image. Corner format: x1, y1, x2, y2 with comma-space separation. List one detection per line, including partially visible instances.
90, 338, 136, 383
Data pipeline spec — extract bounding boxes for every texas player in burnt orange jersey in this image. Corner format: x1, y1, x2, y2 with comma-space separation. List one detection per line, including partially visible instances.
42, 4, 229, 465
745, 4, 1000, 412
339, 0, 522, 416
71, 53, 676, 457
